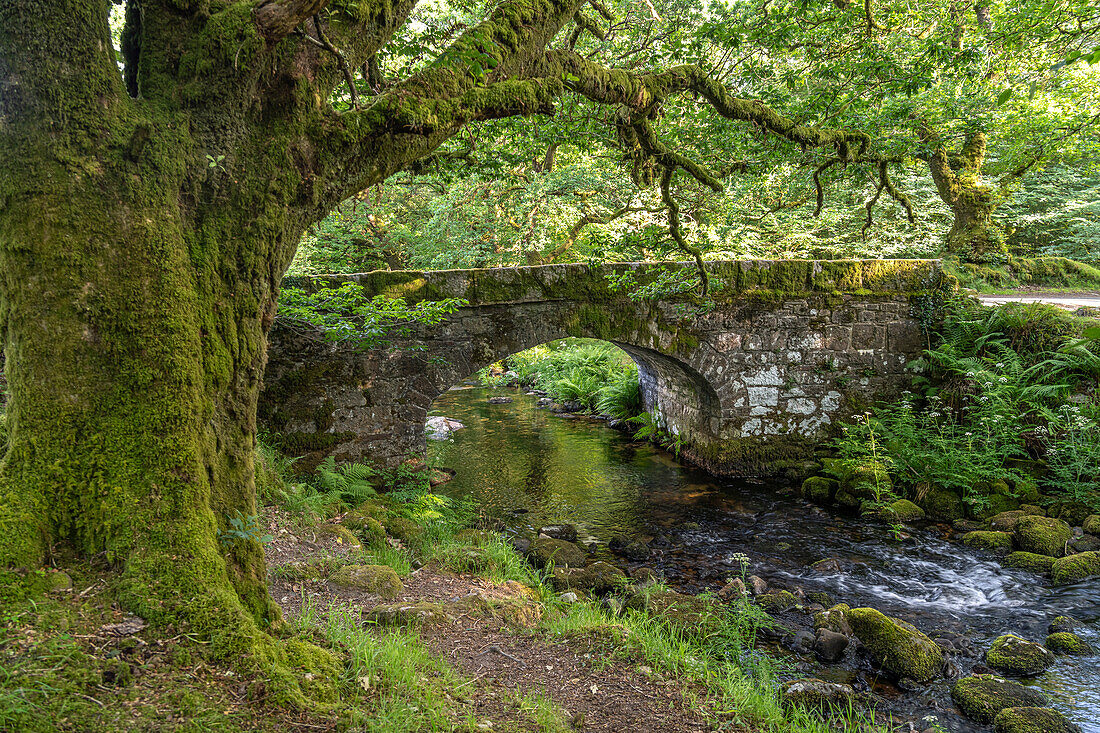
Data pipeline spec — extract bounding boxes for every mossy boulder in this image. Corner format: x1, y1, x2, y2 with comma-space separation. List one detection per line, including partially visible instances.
356, 517, 386, 547
921, 488, 966, 522
800, 476, 839, 504
1013, 516, 1072, 558
316, 523, 360, 546
328, 564, 403, 599
993, 706, 1083, 733
842, 459, 891, 494
1050, 551, 1100, 585
962, 531, 1015, 555
951, 676, 1048, 724
1049, 616, 1077, 634
813, 603, 852, 636
780, 678, 857, 714
757, 590, 798, 614
551, 561, 627, 595
527, 537, 587, 569
884, 499, 925, 522
629, 591, 722, 637
985, 634, 1055, 677
1083, 515, 1100, 535
846, 607, 944, 682
383, 516, 424, 544
991, 510, 1030, 532
1045, 632, 1091, 656
969, 493, 1021, 521
1002, 552, 1056, 574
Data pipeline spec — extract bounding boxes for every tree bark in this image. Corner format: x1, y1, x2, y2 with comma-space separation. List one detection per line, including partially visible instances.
922, 130, 1007, 261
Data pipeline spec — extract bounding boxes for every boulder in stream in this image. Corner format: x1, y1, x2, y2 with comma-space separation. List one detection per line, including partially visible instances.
527, 537, 587, 569
993, 706, 1083, 733
800, 476, 839, 504
1045, 631, 1092, 656
985, 634, 1055, 677
1002, 551, 1055, 575
1050, 550, 1100, 585
813, 628, 850, 663
884, 499, 925, 522
962, 531, 1015, 555
951, 675, 1048, 724
846, 607, 944, 682
538, 524, 577, 542
1013, 515, 1073, 557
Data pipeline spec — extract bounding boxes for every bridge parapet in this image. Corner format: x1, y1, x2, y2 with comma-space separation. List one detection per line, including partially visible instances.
263, 259, 948, 477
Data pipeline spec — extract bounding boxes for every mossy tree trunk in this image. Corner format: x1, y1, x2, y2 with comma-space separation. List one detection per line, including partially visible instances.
922, 130, 1008, 262
0, 0, 872, 653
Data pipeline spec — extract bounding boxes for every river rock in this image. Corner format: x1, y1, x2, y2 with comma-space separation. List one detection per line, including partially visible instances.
536, 397, 553, 408
757, 590, 798, 614
784, 630, 815, 654
813, 628, 850, 663
920, 488, 966, 522
810, 558, 842, 573
780, 678, 856, 713
527, 537, 587, 568
951, 676, 1048, 724
993, 706, 1083, 733
806, 591, 832, 607
1069, 534, 1100, 553
425, 416, 465, 438
814, 603, 853, 636
717, 578, 747, 600
630, 567, 660, 585
800, 476, 839, 504
885, 499, 925, 522
1045, 632, 1091, 655
487, 396, 513, 404
990, 510, 1030, 532
1013, 515, 1073, 558
551, 561, 626, 594
985, 634, 1055, 677
328, 565, 403, 599
962, 531, 1015, 555
1050, 551, 1100, 585
1002, 551, 1055, 574
747, 575, 768, 595
1049, 616, 1077, 634
539, 524, 578, 542
1083, 515, 1100, 535
607, 536, 650, 561
847, 607, 944, 682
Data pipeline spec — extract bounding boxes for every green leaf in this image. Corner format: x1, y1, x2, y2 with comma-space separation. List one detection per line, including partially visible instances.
1083, 327, 1100, 341
996, 88, 1013, 106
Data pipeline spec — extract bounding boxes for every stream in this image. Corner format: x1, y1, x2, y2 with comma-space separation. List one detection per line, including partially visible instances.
428, 386, 1100, 732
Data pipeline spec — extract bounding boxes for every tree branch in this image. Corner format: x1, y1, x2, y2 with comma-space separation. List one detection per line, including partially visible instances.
255, 0, 332, 42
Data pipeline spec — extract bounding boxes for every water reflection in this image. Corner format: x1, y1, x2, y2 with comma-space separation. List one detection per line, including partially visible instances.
429, 386, 1100, 732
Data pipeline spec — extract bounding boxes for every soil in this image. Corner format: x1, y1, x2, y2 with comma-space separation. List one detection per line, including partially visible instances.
263, 507, 719, 732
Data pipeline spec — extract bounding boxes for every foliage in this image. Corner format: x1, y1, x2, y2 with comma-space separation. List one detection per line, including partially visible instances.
495, 338, 644, 419
277, 282, 466, 350
835, 302, 1100, 513
217, 512, 274, 549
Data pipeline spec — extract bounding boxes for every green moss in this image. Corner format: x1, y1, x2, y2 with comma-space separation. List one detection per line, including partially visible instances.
527, 537, 587, 569
951, 676, 1049, 724
962, 531, 1015, 555
383, 516, 424, 544
1083, 515, 1100, 535
757, 589, 798, 614
686, 434, 818, 478
328, 564, 403, 598
920, 488, 966, 522
884, 499, 925, 522
846, 607, 944, 682
1049, 551, 1100, 585
1002, 552, 1056, 575
1044, 632, 1092, 656
283, 639, 340, 705
357, 517, 387, 547
1013, 515, 1073, 558
315, 524, 361, 546
992, 706, 1081, 733
985, 634, 1054, 677
551, 561, 626, 595
800, 476, 839, 504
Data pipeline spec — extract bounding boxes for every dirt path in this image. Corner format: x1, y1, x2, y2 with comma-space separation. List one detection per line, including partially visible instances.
265, 510, 716, 733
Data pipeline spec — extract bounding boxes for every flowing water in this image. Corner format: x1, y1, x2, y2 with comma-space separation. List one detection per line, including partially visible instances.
428, 386, 1100, 732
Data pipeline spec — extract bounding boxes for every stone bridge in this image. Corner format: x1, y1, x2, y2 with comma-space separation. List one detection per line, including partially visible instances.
260, 259, 947, 477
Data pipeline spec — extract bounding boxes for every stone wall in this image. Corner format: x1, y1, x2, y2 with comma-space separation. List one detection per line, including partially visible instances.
261, 259, 947, 476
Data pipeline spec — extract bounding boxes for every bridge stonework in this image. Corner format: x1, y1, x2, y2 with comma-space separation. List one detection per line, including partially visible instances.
260, 259, 947, 477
